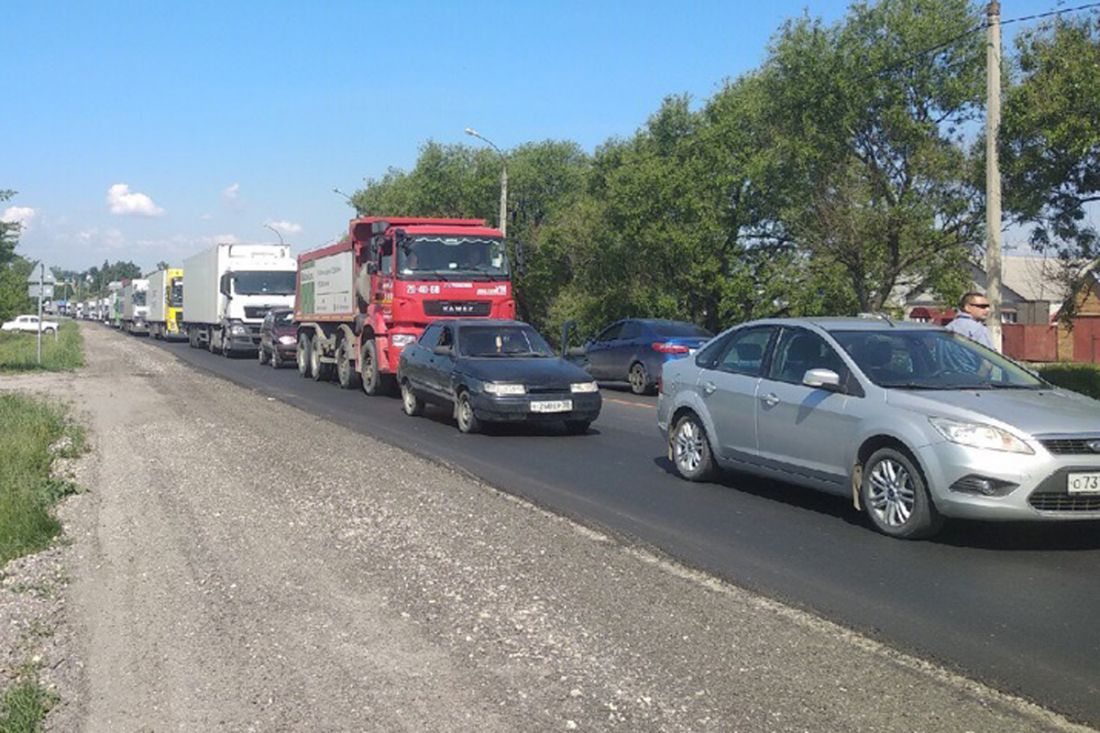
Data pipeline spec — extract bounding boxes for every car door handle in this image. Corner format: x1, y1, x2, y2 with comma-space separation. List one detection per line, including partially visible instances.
761, 392, 780, 407
702, 381, 717, 396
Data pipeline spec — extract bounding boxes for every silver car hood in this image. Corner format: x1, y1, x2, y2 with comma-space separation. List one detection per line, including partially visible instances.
886, 387, 1100, 436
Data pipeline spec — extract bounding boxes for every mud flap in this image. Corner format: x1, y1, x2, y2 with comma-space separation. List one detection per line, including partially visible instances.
851, 463, 863, 511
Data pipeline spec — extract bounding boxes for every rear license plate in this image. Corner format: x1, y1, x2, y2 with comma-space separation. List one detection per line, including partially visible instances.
1067, 472, 1100, 495
530, 399, 572, 413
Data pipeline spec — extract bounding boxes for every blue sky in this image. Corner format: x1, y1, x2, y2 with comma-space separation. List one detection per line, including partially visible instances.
2, 0, 1065, 274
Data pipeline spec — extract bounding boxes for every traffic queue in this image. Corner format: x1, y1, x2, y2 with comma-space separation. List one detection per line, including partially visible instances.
90, 214, 1100, 541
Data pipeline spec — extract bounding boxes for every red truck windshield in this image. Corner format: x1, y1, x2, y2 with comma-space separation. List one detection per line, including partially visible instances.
397, 236, 508, 280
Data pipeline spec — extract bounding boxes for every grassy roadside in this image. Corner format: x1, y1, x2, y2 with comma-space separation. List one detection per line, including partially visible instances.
0, 321, 84, 373
1039, 363, 1100, 400
0, 394, 84, 732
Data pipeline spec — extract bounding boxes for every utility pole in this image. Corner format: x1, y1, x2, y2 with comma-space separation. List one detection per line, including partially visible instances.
985, 0, 1003, 351
37, 263, 44, 364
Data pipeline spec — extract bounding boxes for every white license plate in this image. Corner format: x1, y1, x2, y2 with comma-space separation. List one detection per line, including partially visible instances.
1067, 472, 1100, 495
530, 399, 572, 413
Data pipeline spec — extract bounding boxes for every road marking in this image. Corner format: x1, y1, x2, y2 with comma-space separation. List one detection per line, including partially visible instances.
604, 397, 656, 410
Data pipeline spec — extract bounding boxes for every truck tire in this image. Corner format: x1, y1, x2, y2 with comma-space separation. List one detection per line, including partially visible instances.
360, 340, 383, 396
336, 340, 359, 389
297, 333, 312, 378
311, 339, 332, 382
257, 342, 270, 365
271, 346, 284, 369
208, 328, 219, 354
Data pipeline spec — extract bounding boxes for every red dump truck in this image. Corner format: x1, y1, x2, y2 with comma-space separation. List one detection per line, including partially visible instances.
294, 216, 516, 394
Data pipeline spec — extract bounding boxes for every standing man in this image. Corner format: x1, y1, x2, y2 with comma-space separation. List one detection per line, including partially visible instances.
946, 291, 996, 351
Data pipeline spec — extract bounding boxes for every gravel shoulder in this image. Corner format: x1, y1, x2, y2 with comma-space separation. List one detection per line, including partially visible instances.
0, 323, 1091, 732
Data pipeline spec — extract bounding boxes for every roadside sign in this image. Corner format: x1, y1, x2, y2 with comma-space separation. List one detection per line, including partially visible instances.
27, 283, 54, 298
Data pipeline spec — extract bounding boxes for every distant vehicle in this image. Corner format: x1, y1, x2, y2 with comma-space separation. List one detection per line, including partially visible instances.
257, 308, 297, 368
182, 243, 297, 356
294, 216, 515, 393
148, 268, 185, 340
2, 315, 59, 334
398, 319, 601, 434
570, 318, 713, 395
658, 317, 1100, 539
120, 278, 150, 335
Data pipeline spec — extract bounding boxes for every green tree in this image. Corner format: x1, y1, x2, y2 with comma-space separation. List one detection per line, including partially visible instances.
1001, 14, 1100, 259
0, 190, 20, 268
757, 0, 986, 312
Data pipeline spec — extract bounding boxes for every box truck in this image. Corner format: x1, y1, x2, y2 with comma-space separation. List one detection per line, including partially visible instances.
120, 279, 150, 335
147, 268, 185, 340
182, 243, 297, 356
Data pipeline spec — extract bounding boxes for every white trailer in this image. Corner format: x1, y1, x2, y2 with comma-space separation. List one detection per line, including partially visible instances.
181, 243, 296, 356
120, 279, 150, 335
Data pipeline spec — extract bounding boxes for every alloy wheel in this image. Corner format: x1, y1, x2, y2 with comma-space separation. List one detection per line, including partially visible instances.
674, 419, 705, 474
867, 458, 916, 528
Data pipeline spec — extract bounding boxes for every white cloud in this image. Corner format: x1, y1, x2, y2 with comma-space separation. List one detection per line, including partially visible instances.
265, 219, 302, 235
107, 183, 164, 216
1, 206, 37, 229
78, 227, 126, 250
222, 183, 240, 201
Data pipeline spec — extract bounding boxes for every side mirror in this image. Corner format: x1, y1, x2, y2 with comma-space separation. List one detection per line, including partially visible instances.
433, 344, 453, 357
566, 346, 587, 358
803, 368, 842, 391
366, 261, 378, 275
512, 240, 527, 278
560, 319, 577, 357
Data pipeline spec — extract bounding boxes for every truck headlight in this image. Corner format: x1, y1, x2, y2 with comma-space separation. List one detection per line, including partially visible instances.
391, 333, 416, 348
571, 381, 599, 393
928, 417, 1033, 454
230, 323, 249, 336
484, 383, 526, 396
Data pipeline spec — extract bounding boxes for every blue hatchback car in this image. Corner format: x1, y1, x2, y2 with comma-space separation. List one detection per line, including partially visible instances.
579, 319, 713, 394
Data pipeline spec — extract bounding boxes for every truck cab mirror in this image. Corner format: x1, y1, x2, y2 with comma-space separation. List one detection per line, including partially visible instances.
512, 240, 527, 278
219, 273, 232, 296
365, 261, 378, 275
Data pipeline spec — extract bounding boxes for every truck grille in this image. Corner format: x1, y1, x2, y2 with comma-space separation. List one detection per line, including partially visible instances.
245, 306, 274, 319
424, 300, 492, 317
1039, 437, 1100, 455
1028, 491, 1100, 512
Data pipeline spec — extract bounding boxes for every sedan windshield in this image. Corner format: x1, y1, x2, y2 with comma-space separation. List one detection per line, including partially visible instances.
831, 329, 1044, 390
234, 270, 296, 295
459, 326, 554, 358
398, 236, 509, 280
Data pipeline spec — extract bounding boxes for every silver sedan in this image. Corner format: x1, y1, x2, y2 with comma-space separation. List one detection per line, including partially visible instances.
656, 317, 1100, 539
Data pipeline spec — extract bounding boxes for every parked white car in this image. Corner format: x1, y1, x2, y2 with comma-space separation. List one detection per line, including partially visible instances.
1, 314, 60, 334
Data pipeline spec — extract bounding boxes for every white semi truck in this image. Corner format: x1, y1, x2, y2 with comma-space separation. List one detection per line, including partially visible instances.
182, 243, 296, 356
121, 279, 150, 335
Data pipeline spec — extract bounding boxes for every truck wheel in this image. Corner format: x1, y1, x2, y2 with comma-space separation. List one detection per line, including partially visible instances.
208, 329, 219, 354
258, 343, 270, 365
297, 333, 312, 377
360, 341, 383, 395
336, 340, 360, 389
310, 339, 332, 382
221, 333, 233, 358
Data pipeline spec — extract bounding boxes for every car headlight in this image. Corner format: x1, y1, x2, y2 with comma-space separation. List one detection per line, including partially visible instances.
391, 333, 416, 348
928, 417, 1034, 454
484, 383, 526, 396
230, 324, 249, 336
278, 335, 297, 345
571, 381, 599, 394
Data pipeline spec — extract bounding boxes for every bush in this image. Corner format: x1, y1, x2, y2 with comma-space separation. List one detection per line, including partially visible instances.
1039, 363, 1100, 400
0, 394, 85, 565
0, 321, 84, 372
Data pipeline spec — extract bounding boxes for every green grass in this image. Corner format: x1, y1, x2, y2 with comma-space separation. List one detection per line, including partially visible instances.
0, 321, 84, 373
0, 678, 53, 733
0, 394, 85, 565
1039, 363, 1100, 401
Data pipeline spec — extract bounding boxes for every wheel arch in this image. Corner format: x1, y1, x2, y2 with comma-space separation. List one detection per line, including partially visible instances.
852, 435, 930, 512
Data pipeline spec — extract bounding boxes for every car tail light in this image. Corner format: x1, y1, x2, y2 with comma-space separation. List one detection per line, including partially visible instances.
651, 341, 690, 354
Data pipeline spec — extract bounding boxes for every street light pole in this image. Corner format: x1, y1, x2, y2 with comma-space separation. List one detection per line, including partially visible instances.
263, 222, 286, 246
985, 0, 1003, 351
465, 127, 508, 238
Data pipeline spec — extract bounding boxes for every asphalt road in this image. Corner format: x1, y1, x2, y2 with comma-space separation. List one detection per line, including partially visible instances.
145, 332, 1100, 726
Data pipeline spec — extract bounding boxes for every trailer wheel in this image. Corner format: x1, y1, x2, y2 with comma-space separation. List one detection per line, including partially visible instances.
297, 333, 312, 377
333, 339, 355, 388
257, 342, 270, 365
311, 338, 332, 382
208, 328, 219, 354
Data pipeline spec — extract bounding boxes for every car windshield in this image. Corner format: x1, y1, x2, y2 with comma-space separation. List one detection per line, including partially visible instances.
397, 236, 509, 280
169, 279, 183, 307
132, 291, 147, 306
831, 329, 1045, 390
273, 311, 294, 326
649, 321, 712, 338
458, 326, 554, 358
233, 270, 296, 295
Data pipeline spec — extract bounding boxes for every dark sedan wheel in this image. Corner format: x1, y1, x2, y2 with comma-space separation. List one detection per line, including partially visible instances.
671, 413, 715, 482
401, 381, 424, 417
271, 346, 284, 369
860, 447, 943, 540
455, 391, 480, 434
629, 363, 651, 395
